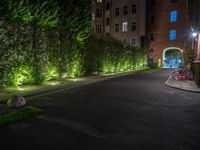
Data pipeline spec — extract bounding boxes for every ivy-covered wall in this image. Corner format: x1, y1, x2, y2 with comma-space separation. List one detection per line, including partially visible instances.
0, 0, 147, 88
0, 19, 147, 88
84, 34, 147, 74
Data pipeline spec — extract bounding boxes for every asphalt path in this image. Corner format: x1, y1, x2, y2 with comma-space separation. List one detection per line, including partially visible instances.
0, 69, 200, 150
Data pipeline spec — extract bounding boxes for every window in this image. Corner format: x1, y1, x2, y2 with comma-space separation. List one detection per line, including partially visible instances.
97, 0, 102, 3
171, 0, 177, 3
122, 22, 128, 32
106, 17, 110, 26
115, 8, 119, 16
131, 38, 136, 45
149, 32, 155, 41
151, 15, 155, 24
96, 8, 102, 18
124, 6, 128, 15
170, 29, 176, 41
170, 11, 177, 22
132, 4, 136, 14
132, 22, 136, 31
95, 24, 102, 33
106, 3, 110, 11
92, 13, 95, 21
151, 0, 156, 5
123, 39, 127, 44
115, 24, 119, 32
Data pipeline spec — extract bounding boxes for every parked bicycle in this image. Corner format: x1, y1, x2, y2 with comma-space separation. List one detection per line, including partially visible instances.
172, 68, 194, 81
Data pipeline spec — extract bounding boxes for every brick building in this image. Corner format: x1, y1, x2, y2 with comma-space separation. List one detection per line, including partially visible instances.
92, 0, 192, 68
188, 0, 200, 87
146, 0, 191, 68
92, 0, 146, 47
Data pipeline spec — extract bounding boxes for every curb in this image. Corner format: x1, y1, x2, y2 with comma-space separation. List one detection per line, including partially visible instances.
164, 76, 200, 93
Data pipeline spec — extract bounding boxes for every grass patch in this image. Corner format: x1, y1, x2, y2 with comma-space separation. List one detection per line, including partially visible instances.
140, 68, 162, 73
0, 106, 43, 126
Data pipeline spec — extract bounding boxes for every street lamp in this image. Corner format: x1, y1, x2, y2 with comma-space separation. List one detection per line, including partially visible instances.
192, 32, 198, 37
192, 31, 198, 52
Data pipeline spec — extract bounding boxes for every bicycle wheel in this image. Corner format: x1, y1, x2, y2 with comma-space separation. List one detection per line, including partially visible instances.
186, 71, 194, 80
172, 71, 180, 80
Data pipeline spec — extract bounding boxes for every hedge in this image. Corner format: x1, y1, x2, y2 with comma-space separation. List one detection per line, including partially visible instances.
0, 21, 146, 88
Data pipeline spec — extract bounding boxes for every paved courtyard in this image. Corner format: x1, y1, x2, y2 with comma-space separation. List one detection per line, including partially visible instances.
0, 69, 200, 150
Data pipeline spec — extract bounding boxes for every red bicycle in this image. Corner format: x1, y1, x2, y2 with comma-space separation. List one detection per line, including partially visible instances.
172, 68, 193, 80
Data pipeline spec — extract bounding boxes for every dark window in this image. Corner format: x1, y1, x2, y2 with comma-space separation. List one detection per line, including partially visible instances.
115, 24, 119, 32
95, 8, 102, 18
151, 15, 155, 24
115, 8, 119, 16
106, 17, 110, 26
123, 39, 127, 44
132, 4, 136, 14
124, 6, 128, 15
95, 24, 102, 33
171, 0, 177, 3
132, 22, 136, 31
151, 0, 156, 6
131, 38, 136, 45
149, 32, 155, 41
106, 3, 110, 10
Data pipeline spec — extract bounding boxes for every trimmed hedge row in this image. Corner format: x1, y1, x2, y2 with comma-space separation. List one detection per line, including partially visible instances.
0, 19, 147, 88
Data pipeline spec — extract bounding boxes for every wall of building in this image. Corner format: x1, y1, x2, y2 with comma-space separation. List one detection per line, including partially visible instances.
146, 0, 191, 65
92, 0, 146, 47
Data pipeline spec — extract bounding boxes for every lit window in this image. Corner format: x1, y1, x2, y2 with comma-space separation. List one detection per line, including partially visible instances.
122, 22, 128, 32
170, 11, 177, 22
92, 13, 95, 21
169, 29, 176, 41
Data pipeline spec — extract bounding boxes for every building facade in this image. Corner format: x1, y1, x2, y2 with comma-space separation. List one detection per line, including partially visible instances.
188, 0, 200, 60
187, 0, 200, 87
92, 0, 193, 68
146, 0, 191, 68
92, 0, 146, 47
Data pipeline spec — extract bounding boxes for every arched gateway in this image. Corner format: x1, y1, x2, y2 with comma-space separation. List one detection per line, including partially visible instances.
162, 47, 183, 68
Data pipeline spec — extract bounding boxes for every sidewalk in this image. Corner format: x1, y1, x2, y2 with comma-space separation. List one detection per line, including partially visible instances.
0, 70, 141, 102
165, 75, 200, 93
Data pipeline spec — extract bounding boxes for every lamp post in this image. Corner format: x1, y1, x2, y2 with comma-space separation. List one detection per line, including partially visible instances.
192, 31, 198, 52
190, 31, 199, 72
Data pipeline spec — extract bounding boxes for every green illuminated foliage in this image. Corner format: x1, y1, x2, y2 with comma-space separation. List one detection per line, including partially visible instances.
7, 0, 33, 24
0, 0, 147, 89
85, 34, 147, 74
45, 65, 60, 81
10, 64, 34, 87
67, 46, 85, 77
